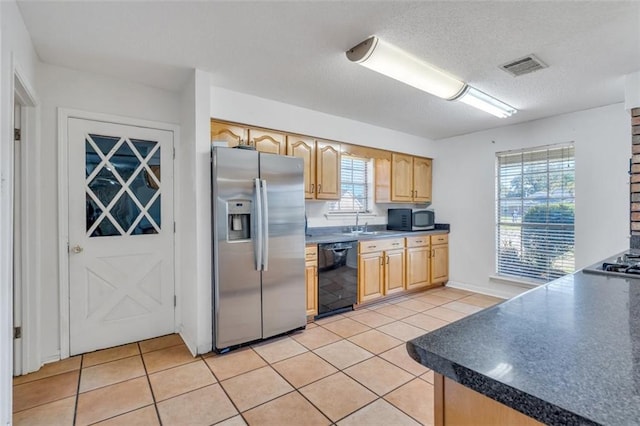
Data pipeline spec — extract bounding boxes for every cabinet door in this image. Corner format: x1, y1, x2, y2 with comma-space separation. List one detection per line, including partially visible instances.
358, 252, 384, 303
406, 246, 431, 290
316, 140, 341, 200
249, 129, 286, 155
431, 244, 449, 284
375, 156, 391, 203
391, 153, 414, 202
287, 135, 316, 199
305, 263, 318, 316
385, 248, 405, 295
413, 157, 432, 203
210, 120, 247, 147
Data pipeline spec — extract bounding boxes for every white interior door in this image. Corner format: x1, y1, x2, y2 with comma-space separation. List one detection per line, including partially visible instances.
68, 118, 175, 356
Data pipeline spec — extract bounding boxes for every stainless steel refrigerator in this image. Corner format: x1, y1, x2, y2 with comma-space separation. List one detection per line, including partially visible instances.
211, 147, 306, 352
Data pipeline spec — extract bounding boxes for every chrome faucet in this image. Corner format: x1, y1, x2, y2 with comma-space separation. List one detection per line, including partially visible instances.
355, 211, 359, 231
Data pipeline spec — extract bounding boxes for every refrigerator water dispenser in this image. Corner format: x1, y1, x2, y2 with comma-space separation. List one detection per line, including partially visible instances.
227, 200, 251, 241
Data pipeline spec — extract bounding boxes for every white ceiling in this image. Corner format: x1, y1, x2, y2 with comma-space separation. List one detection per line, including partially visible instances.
16, 1, 640, 140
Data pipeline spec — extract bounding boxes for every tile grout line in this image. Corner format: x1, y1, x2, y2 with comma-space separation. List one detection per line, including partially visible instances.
201, 351, 250, 425
137, 342, 163, 425
72, 354, 84, 426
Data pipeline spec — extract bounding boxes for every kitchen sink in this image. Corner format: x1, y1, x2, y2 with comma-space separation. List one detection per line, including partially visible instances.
342, 230, 397, 236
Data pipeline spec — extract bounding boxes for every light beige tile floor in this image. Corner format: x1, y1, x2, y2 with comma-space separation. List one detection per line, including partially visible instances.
12, 287, 502, 425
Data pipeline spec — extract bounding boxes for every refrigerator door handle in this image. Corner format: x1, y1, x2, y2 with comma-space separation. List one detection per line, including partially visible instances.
261, 179, 269, 271
254, 178, 263, 271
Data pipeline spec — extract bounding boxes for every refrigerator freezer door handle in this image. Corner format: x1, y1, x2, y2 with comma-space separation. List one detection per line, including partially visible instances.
254, 178, 263, 271
261, 179, 269, 271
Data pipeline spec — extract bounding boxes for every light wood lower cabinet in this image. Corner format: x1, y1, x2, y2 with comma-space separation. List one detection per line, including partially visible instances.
358, 251, 384, 302
431, 234, 449, 284
358, 238, 405, 303
305, 245, 318, 317
406, 235, 431, 291
385, 248, 405, 295
435, 374, 543, 426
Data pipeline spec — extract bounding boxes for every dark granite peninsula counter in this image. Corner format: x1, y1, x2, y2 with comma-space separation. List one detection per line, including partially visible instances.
407, 271, 640, 426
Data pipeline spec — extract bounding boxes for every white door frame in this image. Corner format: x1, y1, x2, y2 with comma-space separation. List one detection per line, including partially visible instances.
12, 60, 41, 376
58, 108, 180, 359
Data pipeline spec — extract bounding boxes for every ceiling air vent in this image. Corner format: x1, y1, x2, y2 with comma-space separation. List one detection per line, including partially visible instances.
500, 55, 547, 77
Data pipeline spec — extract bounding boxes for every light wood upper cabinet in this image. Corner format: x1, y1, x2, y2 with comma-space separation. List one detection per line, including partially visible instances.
388, 153, 433, 203
316, 140, 341, 200
413, 157, 432, 203
210, 120, 247, 147
287, 135, 316, 199
375, 156, 392, 203
391, 153, 414, 202
249, 129, 286, 155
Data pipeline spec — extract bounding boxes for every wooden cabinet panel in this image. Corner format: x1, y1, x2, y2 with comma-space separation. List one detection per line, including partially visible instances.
406, 246, 431, 290
438, 374, 543, 426
375, 157, 391, 203
359, 238, 404, 254
287, 135, 316, 199
432, 234, 448, 245
316, 140, 341, 200
413, 157, 432, 203
210, 120, 247, 147
305, 264, 318, 316
391, 153, 414, 202
406, 235, 430, 248
358, 252, 384, 302
431, 244, 449, 284
249, 129, 286, 155
385, 248, 406, 295
305, 245, 318, 317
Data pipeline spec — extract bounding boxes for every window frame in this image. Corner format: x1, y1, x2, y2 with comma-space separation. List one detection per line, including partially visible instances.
495, 143, 575, 283
328, 154, 372, 214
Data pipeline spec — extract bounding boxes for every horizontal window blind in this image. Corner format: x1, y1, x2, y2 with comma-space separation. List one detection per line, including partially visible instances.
329, 155, 369, 213
496, 144, 575, 282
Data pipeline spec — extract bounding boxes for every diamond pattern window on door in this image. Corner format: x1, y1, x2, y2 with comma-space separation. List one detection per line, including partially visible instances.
85, 133, 162, 237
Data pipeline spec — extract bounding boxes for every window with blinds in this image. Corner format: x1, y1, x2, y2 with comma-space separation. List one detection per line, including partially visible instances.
496, 144, 575, 282
329, 155, 370, 213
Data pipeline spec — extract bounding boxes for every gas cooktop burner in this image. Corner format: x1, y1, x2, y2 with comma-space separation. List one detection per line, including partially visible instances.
601, 262, 640, 274
583, 251, 640, 278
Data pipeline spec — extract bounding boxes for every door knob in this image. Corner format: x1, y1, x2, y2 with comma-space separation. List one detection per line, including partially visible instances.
71, 245, 83, 254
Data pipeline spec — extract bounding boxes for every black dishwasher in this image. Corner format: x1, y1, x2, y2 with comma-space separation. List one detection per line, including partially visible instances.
317, 241, 358, 318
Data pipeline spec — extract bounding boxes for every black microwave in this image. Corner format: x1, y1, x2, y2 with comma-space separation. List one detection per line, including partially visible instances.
387, 208, 435, 231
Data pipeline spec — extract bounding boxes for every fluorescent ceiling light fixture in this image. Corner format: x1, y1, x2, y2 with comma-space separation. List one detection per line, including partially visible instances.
346, 36, 465, 100
454, 86, 517, 118
346, 36, 517, 118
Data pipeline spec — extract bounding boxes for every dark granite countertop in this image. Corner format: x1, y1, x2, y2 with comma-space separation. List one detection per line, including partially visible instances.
305, 224, 449, 245
407, 271, 640, 425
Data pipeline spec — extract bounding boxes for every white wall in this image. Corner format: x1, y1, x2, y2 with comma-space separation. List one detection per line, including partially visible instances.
435, 103, 630, 298
1, 1, 40, 423
210, 86, 437, 228
178, 69, 212, 355
36, 63, 182, 362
